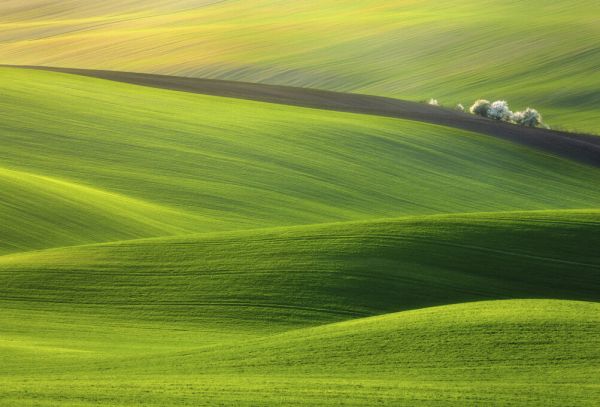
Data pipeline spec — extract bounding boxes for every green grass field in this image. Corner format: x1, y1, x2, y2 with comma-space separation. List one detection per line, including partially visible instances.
0, 0, 598, 133
2, 210, 600, 405
3, 67, 600, 252
1, 66, 599, 405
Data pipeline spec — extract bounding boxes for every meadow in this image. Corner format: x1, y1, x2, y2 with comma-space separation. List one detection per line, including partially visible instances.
0, 66, 599, 405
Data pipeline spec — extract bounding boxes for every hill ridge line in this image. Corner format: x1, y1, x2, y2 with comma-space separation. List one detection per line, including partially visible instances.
31, 299, 598, 374
0, 165, 216, 254
4, 65, 600, 167
0, 164, 203, 223
1, 207, 598, 262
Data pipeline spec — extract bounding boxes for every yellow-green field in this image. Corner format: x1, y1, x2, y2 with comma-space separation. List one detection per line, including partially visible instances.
1, 0, 598, 133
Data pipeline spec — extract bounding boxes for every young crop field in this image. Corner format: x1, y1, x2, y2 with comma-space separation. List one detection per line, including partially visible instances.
0, 2, 598, 406
0, 0, 598, 133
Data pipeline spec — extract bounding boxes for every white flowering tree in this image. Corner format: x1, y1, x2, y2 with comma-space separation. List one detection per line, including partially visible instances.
487, 100, 513, 121
470, 99, 491, 117
455, 103, 465, 112
428, 98, 439, 106
467, 98, 545, 128
513, 108, 542, 127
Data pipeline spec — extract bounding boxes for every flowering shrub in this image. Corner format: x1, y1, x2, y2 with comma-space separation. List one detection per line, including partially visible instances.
469, 99, 491, 117
487, 100, 512, 121
428, 97, 545, 128
513, 108, 542, 127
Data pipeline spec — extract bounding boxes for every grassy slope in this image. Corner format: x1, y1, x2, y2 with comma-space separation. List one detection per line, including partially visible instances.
0, 166, 205, 254
2, 67, 600, 253
2, 301, 599, 405
2, 210, 600, 330
0, 0, 598, 132
1, 68, 600, 405
1, 211, 600, 405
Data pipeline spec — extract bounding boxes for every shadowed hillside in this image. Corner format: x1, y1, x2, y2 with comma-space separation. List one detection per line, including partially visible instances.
2, 209, 599, 328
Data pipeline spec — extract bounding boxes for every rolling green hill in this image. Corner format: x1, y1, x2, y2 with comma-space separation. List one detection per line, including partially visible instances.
0, 166, 205, 254
2, 210, 600, 330
0, 0, 598, 133
2, 299, 599, 405
1, 67, 599, 405
2, 211, 600, 405
2, 67, 600, 254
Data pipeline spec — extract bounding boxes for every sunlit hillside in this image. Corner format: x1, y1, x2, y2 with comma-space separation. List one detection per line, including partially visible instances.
1, 0, 598, 132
